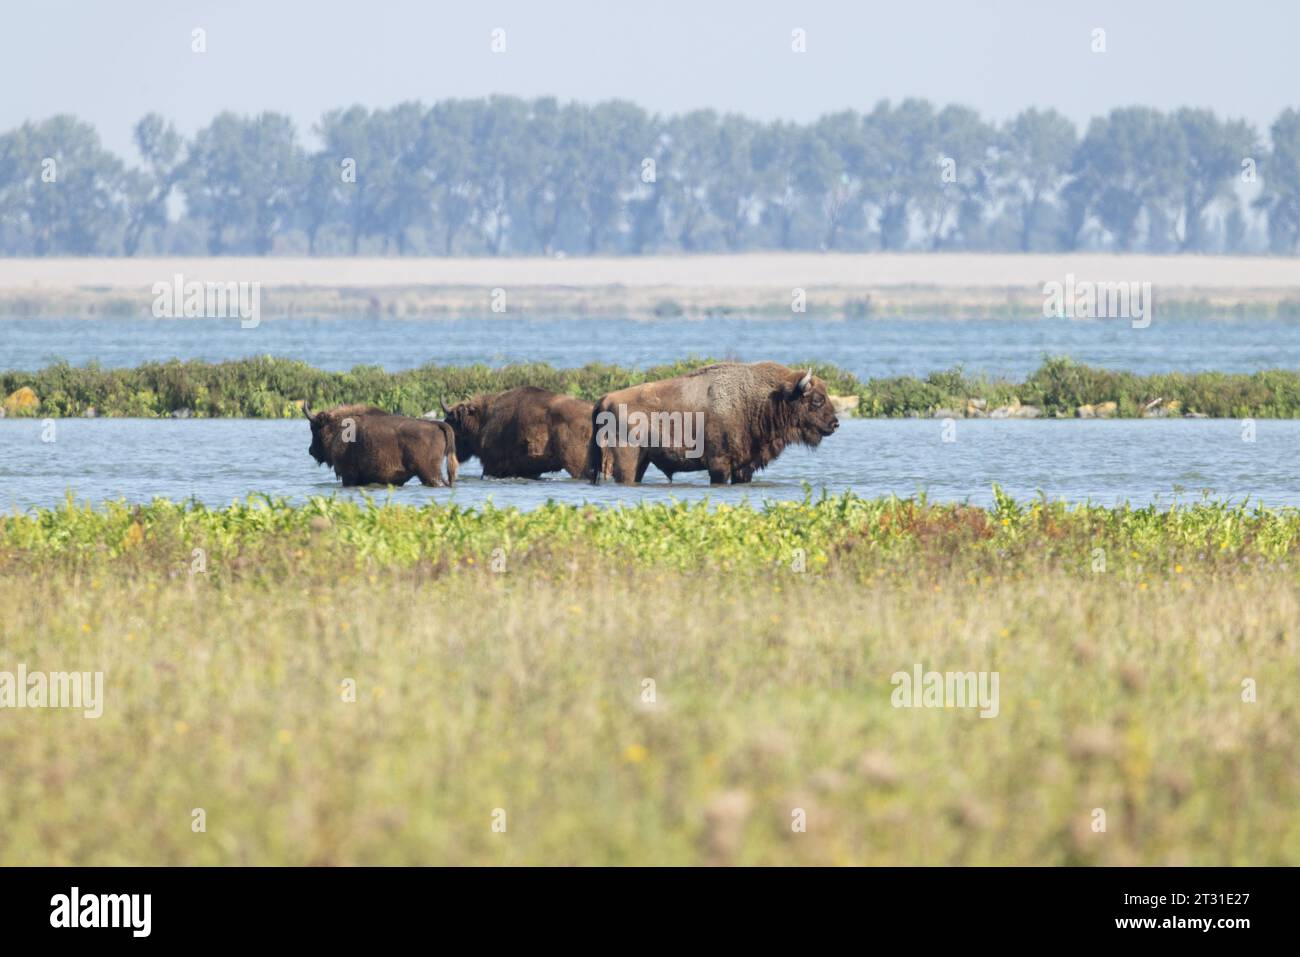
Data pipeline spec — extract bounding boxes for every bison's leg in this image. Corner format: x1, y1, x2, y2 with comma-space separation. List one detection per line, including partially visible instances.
707, 456, 737, 484
634, 456, 652, 483
731, 466, 754, 484
586, 438, 612, 483
564, 447, 590, 480
414, 457, 446, 487
410, 435, 452, 487
611, 446, 644, 485
588, 405, 609, 483
442, 424, 458, 487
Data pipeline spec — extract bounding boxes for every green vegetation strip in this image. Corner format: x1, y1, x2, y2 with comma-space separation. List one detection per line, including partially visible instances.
5, 356, 1300, 419
3, 492, 1297, 580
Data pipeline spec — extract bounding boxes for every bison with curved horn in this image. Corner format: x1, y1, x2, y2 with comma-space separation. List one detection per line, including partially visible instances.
588, 362, 839, 485
439, 386, 594, 479
304, 403, 458, 487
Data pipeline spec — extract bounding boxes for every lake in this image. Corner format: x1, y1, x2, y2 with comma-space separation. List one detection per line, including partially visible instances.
4, 314, 1300, 379
4, 315, 1297, 511
1, 418, 1293, 512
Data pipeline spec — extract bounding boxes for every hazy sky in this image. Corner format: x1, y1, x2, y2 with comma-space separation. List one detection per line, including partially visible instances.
2, 0, 1294, 159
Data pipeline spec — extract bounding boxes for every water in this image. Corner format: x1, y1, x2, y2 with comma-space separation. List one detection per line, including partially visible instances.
3, 315, 1296, 510
3, 315, 1298, 379
2, 418, 1294, 512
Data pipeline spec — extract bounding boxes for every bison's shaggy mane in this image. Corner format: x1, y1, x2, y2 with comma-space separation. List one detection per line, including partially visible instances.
700, 362, 826, 471
309, 405, 386, 467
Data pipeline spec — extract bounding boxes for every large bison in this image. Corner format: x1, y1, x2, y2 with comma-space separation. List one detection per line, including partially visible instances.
589, 362, 839, 484
439, 386, 594, 479
304, 404, 458, 487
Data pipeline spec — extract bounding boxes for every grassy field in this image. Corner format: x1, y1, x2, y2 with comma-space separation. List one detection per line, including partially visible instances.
8, 355, 1300, 419
1, 494, 1297, 865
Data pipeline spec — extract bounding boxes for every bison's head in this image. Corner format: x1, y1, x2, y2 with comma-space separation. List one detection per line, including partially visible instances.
781, 369, 839, 446
303, 404, 335, 466
439, 396, 482, 461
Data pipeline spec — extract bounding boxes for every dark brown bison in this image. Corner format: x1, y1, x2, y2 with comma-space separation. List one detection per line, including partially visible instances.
589, 362, 839, 485
439, 386, 593, 479
304, 403, 458, 487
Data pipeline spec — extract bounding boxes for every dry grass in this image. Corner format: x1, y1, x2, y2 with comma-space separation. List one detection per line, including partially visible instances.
1, 555, 1295, 865
4, 253, 1300, 318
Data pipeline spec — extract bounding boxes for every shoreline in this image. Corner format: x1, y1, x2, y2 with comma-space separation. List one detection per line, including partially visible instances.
2, 253, 1299, 319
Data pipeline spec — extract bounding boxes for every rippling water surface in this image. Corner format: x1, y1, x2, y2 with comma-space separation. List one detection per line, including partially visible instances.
2, 418, 1295, 512
4, 315, 1299, 379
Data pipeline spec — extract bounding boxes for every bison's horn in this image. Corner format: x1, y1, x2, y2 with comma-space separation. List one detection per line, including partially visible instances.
798, 370, 813, 394
439, 396, 451, 414
302, 402, 314, 419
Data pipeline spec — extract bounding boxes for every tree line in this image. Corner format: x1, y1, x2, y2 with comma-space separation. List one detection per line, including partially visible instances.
2, 96, 1299, 257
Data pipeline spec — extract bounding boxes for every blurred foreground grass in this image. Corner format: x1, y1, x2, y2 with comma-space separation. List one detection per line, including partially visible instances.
0, 493, 1296, 864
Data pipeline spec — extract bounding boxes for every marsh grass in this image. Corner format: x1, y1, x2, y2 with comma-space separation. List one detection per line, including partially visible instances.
1, 494, 1297, 864
7, 356, 1300, 418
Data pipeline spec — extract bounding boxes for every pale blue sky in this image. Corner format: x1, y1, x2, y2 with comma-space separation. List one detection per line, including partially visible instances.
2, 0, 1294, 158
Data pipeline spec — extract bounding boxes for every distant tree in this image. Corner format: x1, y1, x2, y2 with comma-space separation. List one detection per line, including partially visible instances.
367, 102, 429, 254
422, 100, 481, 256
181, 112, 302, 254
1223, 205, 1248, 253
706, 114, 762, 250
626, 121, 670, 254
1069, 107, 1186, 250
122, 114, 182, 256
473, 96, 531, 255
0, 127, 29, 253
1000, 108, 1077, 251
662, 110, 721, 251
866, 99, 949, 250
295, 149, 342, 255
915, 104, 996, 249
578, 100, 651, 253
521, 98, 583, 254
805, 111, 866, 250
315, 106, 371, 254
752, 121, 813, 250
1172, 108, 1257, 251
314, 105, 427, 255
4, 116, 125, 255
1257, 108, 1300, 253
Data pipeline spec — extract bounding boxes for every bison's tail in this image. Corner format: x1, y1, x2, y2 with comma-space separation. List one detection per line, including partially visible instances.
442, 423, 459, 487
587, 401, 611, 484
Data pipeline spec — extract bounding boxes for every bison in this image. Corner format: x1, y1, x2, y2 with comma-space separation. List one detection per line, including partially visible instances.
589, 362, 839, 485
304, 403, 458, 487
439, 386, 594, 479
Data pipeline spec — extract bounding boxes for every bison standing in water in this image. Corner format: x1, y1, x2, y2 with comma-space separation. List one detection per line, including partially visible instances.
304, 404, 458, 487
589, 362, 839, 484
440, 386, 593, 479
